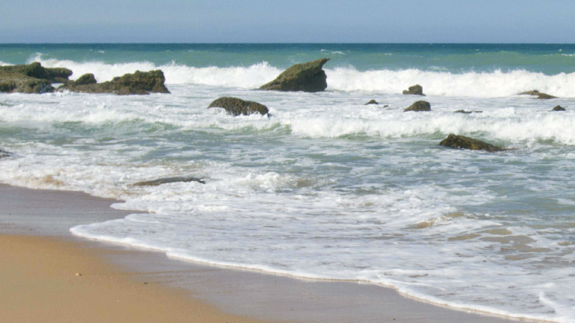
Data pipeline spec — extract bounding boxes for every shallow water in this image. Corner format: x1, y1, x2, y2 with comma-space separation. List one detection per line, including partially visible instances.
1, 44, 575, 322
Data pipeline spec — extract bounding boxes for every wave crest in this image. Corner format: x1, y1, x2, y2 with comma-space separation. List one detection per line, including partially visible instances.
30, 54, 575, 97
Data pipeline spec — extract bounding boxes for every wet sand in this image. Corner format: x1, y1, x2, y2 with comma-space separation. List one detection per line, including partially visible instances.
0, 184, 522, 323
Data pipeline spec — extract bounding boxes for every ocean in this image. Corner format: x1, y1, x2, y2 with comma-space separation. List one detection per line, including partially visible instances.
1, 43, 575, 322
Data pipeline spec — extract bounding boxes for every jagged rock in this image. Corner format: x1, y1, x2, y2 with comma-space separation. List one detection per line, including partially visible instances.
404, 101, 431, 112
552, 105, 566, 111
440, 134, 506, 152
207, 97, 269, 116
74, 73, 97, 85
0, 62, 72, 93
259, 58, 330, 92
0, 149, 13, 159
403, 84, 425, 96
133, 176, 205, 186
59, 70, 170, 95
365, 100, 378, 105
519, 90, 557, 100
454, 110, 483, 114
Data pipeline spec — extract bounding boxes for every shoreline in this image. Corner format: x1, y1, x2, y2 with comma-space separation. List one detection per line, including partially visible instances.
0, 184, 528, 322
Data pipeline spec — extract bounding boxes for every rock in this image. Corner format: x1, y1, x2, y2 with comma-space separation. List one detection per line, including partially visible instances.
519, 90, 557, 100
133, 176, 205, 186
259, 58, 330, 92
552, 105, 566, 111
454, 110, 483, 114
74, 73, 97, 85
439, 134, 506, 152
404, 100, 431, 112
59, 70, 170, 95
403, 84, 425, 96
365, 100, 378, 105
0, 62, 72, 93
0, 149, 12, 159
207, 97, 269, 116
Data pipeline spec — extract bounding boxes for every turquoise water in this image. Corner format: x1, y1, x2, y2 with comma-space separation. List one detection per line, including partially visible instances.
1, 44, 575, 322
3, 43, 575, 74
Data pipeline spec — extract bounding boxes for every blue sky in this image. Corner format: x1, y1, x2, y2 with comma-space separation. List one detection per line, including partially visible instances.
1, 0, 574, 43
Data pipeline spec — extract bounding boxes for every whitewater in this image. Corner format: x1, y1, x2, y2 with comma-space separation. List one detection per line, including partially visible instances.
1, 44, 575, 322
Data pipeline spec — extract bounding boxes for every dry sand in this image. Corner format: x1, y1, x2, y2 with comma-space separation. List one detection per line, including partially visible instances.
0, 234, 271, 323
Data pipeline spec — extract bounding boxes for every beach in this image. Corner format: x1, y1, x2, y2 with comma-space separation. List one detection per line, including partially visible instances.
1, 43, 574, 322
0, 184, 523, 323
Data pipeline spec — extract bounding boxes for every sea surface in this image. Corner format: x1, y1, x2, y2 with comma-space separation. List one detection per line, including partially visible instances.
1, 44, 575, 322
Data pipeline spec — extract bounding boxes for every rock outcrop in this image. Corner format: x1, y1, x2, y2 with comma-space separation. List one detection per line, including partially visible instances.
207, 97, 269, 116
0, 62, 72, 93
134, 176, 205, 186
440, 134, 506, 152
519, 90, 557, 100
552, 105, 566, 111
73, 73, 97, 85
58, 70, 170, 95
259, 58, 330, 92
403, 84, 425, 96
365, 100, 378, 105
404, 100, 431, 112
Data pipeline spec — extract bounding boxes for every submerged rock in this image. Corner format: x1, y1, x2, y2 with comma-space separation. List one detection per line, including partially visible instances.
73, 73, 97, 85
519, 90, 557, 100
207, 97, 269, 116
403, 84, 425, 96
365, 99, 378, 105
552, 105, 566, 111
59, 70, 170, 95
440, 134, 506, 152
133, 176, 205, 186
259, 58, 330, 92
0, 149, 12, 159
404, 100, 431, 112
0, 62, 72, 93
454, 110, 483, 114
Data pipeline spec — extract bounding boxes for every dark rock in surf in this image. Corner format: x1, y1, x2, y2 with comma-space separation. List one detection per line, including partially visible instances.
404, 100, 431, 112
365, 100, 378, 105
259, 58, 330, 92
58, 70, 170, 95
207, 97, 269, 116
552, 105, 566, 111
440, 134, 506, 152
454, 110, 483, 114
403, 84, 425, 96
73, 73, 97, 85
133, 176, 205, 186
0, 62, 72, 93
0, 149, 13, 159
519, 90, 557, 100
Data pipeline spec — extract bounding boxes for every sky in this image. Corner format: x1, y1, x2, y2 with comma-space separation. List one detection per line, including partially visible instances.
1, 0, 574, 43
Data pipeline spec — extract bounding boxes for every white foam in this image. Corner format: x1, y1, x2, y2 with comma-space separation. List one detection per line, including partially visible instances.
29, 54, 575, 97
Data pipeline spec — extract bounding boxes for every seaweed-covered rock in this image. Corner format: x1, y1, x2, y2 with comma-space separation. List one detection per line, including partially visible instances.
404, 100, 431, 112
403, 84, 425, 96
73, 73, 97, 85
259, 58, 330, 92
133, 176, 205, 186
59, 70, 170, 95
365, 99, 378, 105
208, 97, 269, 116
552, 105, 566, 111
440, 134, 506, 152
0, 62, 72, 93
519, 90, 557, 100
